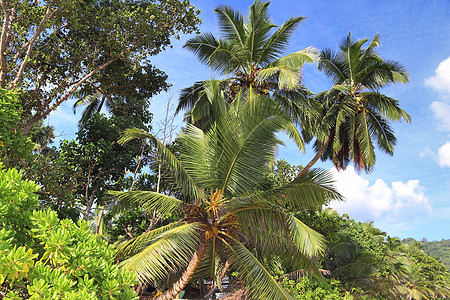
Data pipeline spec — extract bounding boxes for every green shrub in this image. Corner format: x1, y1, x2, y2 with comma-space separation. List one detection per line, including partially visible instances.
0, 165, 138, 299
282, 276, 354, 300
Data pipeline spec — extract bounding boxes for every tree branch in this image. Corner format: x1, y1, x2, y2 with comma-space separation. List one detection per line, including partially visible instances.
0, 2, 14, 87
22, 53, 122, 134
8, 1, 62, 90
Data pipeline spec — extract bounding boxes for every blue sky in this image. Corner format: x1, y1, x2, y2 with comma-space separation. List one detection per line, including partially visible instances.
49, 0, 450, 240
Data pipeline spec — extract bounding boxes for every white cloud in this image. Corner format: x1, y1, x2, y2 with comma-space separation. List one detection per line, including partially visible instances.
327, 167, 432, 223
425, 56, 450, 95
437, 141, 450, 168
419, 146, 434, 158
430, 101, 450, 132
426, 57, 450, 132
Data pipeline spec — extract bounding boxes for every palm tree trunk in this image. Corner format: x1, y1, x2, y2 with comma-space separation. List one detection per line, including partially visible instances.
155, 240, 210, 300
299, 132, 333, 176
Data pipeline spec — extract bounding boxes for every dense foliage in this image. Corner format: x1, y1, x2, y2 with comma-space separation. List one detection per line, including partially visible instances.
111, 88, 341, 300
403, 238, 450, 270
0, 89, 33, 167
0, 166, 138, 299
1, 0, 443, 299
0, 0, 200, 134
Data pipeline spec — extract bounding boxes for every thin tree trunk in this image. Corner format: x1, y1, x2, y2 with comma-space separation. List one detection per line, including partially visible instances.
299, 132, 333, 176
0, 3, 14, 87
8, 3, 62, 90
154, 240, 210, 300
83, 186, 99, 221
95, 205, 104, 234
204, 260, 232, 299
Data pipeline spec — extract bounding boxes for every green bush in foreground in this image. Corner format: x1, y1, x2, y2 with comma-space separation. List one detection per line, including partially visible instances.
282, 277, 354, 300
0, 165, 138, 299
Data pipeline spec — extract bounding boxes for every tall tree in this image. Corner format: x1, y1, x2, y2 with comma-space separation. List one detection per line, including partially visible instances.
300, 34, 411, 175
60, 96, 153, 220
111, 87, 342, 300
0, 0, 200, 134
179, 0, 318, 130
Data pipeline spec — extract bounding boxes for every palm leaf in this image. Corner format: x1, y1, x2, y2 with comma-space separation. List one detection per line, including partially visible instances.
258, 16, 306, 65
176, 81, 208, 114
288, 216, 325, 257
214, 4, 245, 46
283, 122, 305, 152
183, 33, 220, 67
213, 95, 289, 195
118, 128, 203, 201
245, 0, 275, 63
264, 168, 343, 210
118, 222, 202, 284
226, 238, 295, 300
107, 190, 182, 216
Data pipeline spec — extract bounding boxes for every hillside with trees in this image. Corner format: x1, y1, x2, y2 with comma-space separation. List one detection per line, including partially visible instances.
403, 238, 450, 270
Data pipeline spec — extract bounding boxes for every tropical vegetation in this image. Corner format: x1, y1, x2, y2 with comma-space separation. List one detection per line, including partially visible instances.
0, 0, 447, 299
111, 86, 341, 300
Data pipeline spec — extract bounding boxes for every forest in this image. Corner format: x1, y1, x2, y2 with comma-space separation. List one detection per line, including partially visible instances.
0, 0, 449, 299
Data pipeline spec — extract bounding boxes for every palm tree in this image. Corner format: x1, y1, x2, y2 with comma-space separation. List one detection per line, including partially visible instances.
300, 34, 411, 175
111, 89, 342, 300
72, 90, 116, 128
179, 0, 319, 129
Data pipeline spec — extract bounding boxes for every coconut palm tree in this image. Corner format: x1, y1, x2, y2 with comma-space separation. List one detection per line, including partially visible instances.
300, 34, 411, 175
111, 88, 341, 300
179, 0, 319, 129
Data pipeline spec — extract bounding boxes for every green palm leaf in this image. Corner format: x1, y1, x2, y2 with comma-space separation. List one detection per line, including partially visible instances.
214, 4, 245, 46
226, 238, 295, 300
107, 190, 182, 216
118, 128, 203, 201
258, 16, 306, 65
265, 168, 343, 210
118, 222, 202, 284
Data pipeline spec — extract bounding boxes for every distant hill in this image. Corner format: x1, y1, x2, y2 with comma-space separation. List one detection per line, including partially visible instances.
403, 238, 450, 270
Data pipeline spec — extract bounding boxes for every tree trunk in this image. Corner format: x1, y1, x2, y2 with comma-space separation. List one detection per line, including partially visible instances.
155, 240, 210, 300
299, 132, 333, 176
83, 186, 99, 221
95, 205, 104, 234
203, 260, 231, 299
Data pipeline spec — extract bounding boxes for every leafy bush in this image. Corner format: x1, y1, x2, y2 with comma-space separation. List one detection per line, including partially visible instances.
0, 89, 34, 166
282, 277, 354, 300
0, 165, 138, 299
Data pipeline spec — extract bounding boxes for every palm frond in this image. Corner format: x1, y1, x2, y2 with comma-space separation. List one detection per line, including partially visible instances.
272, 88, 320, 124
245, 0, 276, 63
118, 128, 203, 201
177, 81, 208, 114
226, 238, 295, 300
288, 216, 325, 257
215, 4, 245, 46
212, 95, 289, 195
209, 39, 246, 75
283, 122, 305, 152
118, 222, 202, 284
265, 168, 343, 210
258, 16, 306, 65
107, 190, 182, 216
183, 32, 221, 67
365, 109, 396, 154
319, 48, 348, 84
363, 92, 411, 123
267, 46, 319, 69
115, 223, 179, 260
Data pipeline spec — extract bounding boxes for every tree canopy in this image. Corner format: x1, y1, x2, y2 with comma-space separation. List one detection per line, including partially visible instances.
0, 0, 200, 133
